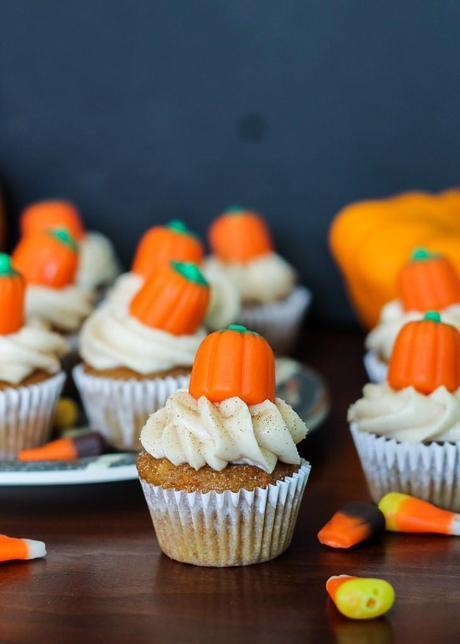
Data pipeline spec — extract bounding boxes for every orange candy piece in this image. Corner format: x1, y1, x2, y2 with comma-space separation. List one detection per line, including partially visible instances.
13, 228, 79, 288
0, 253, 25, 335
132, 220, 204, 279
0, 534, 46, 563
189, 324, 275, 405
388, 311, 460, 394
378, 492, 460, 535
399, 248, 460, 312
21, 200, 85, 241
130, 261, 210, 335
209, 206, 273, 263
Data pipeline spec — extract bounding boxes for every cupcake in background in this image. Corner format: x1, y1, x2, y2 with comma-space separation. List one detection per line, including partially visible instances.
206, 206, 311, 354
0, 253, 68, 458
20, 199, 121, 294
75, 261, 210, 450
108, 219, 240, 330
365, 248, 460, 382
350, 311, 460, 510
12, 228, 94, 346
138, 324, 310, 566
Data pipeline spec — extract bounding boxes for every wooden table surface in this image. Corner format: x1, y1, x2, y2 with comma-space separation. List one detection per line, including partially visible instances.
1, 327, 459, 644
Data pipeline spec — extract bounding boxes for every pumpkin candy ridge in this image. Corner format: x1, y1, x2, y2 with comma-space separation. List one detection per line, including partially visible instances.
0, 253, 25, 335
209, 207, 273, 264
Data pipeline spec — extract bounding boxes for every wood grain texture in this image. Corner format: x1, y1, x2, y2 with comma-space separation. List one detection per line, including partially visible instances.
0, 327, 459, 643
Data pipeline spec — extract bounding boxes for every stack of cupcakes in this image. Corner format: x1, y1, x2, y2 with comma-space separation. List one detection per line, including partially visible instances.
206, 206, 311, 353
74, 260, 210, 450
0, 253, 67, 458
350, 311, 460, 510
137, 324, 310, 566
365, 248, 460, 382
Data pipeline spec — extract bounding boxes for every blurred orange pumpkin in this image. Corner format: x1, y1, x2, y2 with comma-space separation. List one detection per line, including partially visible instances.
329, 190, 460, 328
388, 312, 460, 394
209, 206, 273, 263
130, 261, 210, 335
21, 200, 85, 241
189, 324, 275, 404
13, 229, 79, 288
0, 253, 25, 334
131, 220, 204, 279
399, 248, 460, 312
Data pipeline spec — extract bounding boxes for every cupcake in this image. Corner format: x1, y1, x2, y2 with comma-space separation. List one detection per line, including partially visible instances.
365, 248, 460, 382
0, 254, 68, 458
137, 324, 310, 567
20, 199, 121, 294
74, 261, 210, 450
12, 228, 94, 345
350, 311, 460, 510
108, 219, 240, 330
206, 206, 311, 354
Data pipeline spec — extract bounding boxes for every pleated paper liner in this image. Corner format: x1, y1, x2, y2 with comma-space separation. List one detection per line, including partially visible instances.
350, 422, 460, 511
73, 365, 189, 451
0, 372, 65, 460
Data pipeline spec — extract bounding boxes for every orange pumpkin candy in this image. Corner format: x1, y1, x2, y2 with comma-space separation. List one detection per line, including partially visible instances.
399, 248, 460, 312
130, 261, 210, 335
209, 206, 273, 263
21, 200, 85, 241
131, 220, 204, 279
388, 311, 460, 394
13, 229, 79, 288
0, 253, 25, 335
189, 324, 275, 404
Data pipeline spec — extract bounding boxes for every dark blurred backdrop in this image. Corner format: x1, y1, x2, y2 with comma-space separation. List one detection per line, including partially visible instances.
1, 1, 460, 323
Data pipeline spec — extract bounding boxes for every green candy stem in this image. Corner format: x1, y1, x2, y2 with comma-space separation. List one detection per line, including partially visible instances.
0, 253, 16, 276
227, 323, 249, 333
50, 228, 78, 251
167, 220, 189, 234
171, 261, 208, 286
424, 311, 441, 323
411, 247, 438, 262
225, 205, 244, 214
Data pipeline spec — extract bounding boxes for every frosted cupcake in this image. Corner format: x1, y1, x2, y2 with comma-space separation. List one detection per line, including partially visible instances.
365, 248, 460, 382
206, 207, 311, 353
0, 254, 68, 458
12, 228, 94, 344
350, 311, 460, 510
137, 324, 310, 567
20, 199, 120, 293
74, 261, 210, 450
108, 219, 240, 330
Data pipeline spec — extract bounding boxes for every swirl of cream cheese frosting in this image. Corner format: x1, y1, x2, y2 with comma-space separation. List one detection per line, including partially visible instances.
79, 305, 206, 374
140, 389, 308, 472
366, 300, 460, 362
25, 285, 95, 333
77, 232, 121, 291
106, 269, 240, 330
348, 382, 460, 443
205, 252, 296, 304
0, 325, 69, 385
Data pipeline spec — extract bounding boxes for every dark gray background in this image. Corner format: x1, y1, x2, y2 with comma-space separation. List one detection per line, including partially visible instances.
1, 1, 459, 324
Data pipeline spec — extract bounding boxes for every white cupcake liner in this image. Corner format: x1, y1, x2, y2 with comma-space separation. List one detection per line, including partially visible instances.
238, 285, 312, 354
73, 364, 190, 451
0, 372, 65, 460
350, 422, 460, 511
363, 351, 388, 383
139, 459, 311, 567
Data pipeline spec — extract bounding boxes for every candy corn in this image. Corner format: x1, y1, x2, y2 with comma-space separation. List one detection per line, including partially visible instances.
18, 432, 105, 462
326, 575, 395, 620
318, 501, 385, 549
378, 492, 460, 535
0, 534, 46, 563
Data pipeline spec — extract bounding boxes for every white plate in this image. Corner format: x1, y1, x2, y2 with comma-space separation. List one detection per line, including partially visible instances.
0, 358, 329, 486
